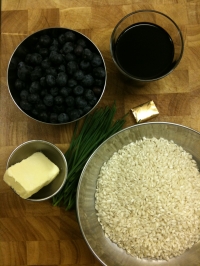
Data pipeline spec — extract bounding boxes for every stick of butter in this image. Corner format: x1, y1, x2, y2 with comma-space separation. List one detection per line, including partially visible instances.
3, 152, 60, 199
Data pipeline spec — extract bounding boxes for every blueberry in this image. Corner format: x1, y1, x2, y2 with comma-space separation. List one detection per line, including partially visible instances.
56, 53, 64, 66
56, 72, 68, 87
20, 90, 29, 100
67, 61, 78, 75
49, 45, 59, 52
79, 60, 91, 71
65, 96, 75, 107
40, 76, 47, 87
54, 95, 64, 106
69, 109, 80, 120
28, 93, 40, 104
39, 111, 48, 122
32, 108, 39, 117
66, 87, 72, 95
65, 52, 76, 62
46, 67, 57, 77
58, 34, 66, 45
67, 78, 77, 88
75, 96, 87, 108
60, 87, 69, 97
30, 53, 43, 65
46, 74, 56, 87
43, 94, 54, 106
82, 105, 92, 114
73, 70, 84, 81
20, 100, 32, 111
82, 48, 93, 61
93, 87, 103, 96
93, 67, 106, 78
89, 96, 98, 106
84, 89, 95, 100
39, 34, 52, 47
29, 81, 41, 93
35, 102, 46, 111
53, 105, 65, 113
40, 89, 48, 97
35, 44, 41, 53
31, 66, 43, 81
65, 31, 76, 42
52, 38, 59, 46
50, 87, 59, 96
58, 64, 66, 73
81, 74, 94, 87
73, 85, 84, 96
58, 113, 69, 123
25, 54, 32, 64
49, 51, 63, 65
78, 108, 84, 117
15, 79, 25, 90
65, 106, 74, 114
18, 61, 26, 68
17, 65, 31, 81
49, 113, 58, 123
91, 54, 102, 67
41, 59, 51, 69
62, 42, 74, 54
39, 47, 49, 58
76, 38, 87, 48
74, 45, 83, 56
94, 78, 105, 87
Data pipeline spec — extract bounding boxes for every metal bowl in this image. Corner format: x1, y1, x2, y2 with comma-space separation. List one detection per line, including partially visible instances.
7, 27, 107, 125
76, 122, 200, 266
6, 140, 67, 201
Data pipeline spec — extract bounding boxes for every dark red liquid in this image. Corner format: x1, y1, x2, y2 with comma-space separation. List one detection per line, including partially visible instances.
114, 22, 175, 80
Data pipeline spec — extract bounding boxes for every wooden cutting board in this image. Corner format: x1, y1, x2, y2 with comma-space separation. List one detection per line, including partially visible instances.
1, 1, 200, 265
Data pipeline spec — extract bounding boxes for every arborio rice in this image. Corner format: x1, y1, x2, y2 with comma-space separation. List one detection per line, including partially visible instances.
95, 137, 200, 261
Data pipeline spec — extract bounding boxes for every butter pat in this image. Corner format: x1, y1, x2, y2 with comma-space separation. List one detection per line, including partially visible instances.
3, 152, 60, 199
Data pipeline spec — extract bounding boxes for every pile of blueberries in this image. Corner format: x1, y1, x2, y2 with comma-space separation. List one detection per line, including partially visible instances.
12, 29, 106, 123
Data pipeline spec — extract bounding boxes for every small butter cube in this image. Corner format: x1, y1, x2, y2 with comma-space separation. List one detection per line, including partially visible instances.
3, 152, 60, 199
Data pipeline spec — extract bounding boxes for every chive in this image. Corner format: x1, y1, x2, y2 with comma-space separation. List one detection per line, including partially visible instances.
52, 102, 127, 210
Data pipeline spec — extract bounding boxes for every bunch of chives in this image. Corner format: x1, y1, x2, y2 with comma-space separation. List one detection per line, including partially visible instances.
52, 102, 127, 210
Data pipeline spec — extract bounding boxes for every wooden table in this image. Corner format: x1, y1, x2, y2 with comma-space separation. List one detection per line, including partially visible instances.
1, 1, 200, 265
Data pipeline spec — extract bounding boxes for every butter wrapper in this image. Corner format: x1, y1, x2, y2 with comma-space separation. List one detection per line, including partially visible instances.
131, 100, 159, 123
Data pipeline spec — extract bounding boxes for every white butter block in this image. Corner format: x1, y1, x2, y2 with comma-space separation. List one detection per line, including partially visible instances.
3, 152, 60, 199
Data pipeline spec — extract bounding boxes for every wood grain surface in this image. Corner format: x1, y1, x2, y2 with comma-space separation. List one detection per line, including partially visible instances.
1, 1, 200, 265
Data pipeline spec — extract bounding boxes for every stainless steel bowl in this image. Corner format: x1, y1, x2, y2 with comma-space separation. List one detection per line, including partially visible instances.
6, 140, 68, 201
76, 122, 200, 266
7, 27, 107, 125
